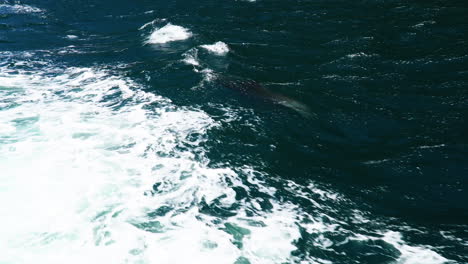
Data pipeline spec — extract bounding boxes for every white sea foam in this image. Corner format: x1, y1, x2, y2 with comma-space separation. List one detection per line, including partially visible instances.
348, 231, 448, 264
413, 20, 436, 29
181, 48, 219, 87
0, 4, 44, 14
200, 68, 216, 82
379, 231, 448, 264
382, 232, 448, 264
145, 23, 192, 44
139, 19, 168, 31
200, 41, 230, 55
182, 48, 200, 66
283, 180, 451, 263
0, 53, 453, 263
345, 52, 376, 59
0, 63, 301, 264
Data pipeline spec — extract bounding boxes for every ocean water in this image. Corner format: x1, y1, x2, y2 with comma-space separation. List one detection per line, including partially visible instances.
0, 0, 467, 263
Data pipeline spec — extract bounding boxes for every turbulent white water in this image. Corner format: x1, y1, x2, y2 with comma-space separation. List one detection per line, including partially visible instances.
0, 51, 451, 263
0, 62, 303, 264
0, 49, 450, 264
0, 3, 44, 14
0, 1, 460, 263
182, 47, 201, 66
145, 23, 192, 44
200, 42, 230, 55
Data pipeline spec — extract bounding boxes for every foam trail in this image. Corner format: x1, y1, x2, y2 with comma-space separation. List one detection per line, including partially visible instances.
283, 180, 452, 264
0, 64, 301, 264
382, 232, 448, 264
1, 60, 449, 264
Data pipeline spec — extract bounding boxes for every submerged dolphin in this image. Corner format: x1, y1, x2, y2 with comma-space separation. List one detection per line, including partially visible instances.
217, 77, 313, 118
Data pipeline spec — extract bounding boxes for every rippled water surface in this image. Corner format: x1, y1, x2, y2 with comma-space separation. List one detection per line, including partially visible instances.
0, 0, 467, 263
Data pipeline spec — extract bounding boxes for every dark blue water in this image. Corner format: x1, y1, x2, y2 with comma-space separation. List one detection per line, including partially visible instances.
0, 0, 467, 263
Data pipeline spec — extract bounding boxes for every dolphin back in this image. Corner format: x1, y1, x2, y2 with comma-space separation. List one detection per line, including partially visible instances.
216, 75, 313, 118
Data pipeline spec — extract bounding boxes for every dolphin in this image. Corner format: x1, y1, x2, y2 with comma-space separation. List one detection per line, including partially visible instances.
216, 76, 313, 118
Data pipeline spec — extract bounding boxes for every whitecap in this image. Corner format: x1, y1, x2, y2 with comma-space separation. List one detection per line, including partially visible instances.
346, 52, 375, 59
145, 23, 192, 44
200, 41, 229, 55
413, 20, 436, 28
0, 4, 44, 14
182, 48, 200, 66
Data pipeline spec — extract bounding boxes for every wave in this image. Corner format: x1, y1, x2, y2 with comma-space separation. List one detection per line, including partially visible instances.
0, 54, 454, 263
145, 23, 192, 44
0, 62, 301, 264
200, 41, 230, 55
182, 47, 200, 66
0, 3, 43, 14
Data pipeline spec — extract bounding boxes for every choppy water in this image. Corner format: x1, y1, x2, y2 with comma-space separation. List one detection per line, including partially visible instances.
0, 0, 467, 263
